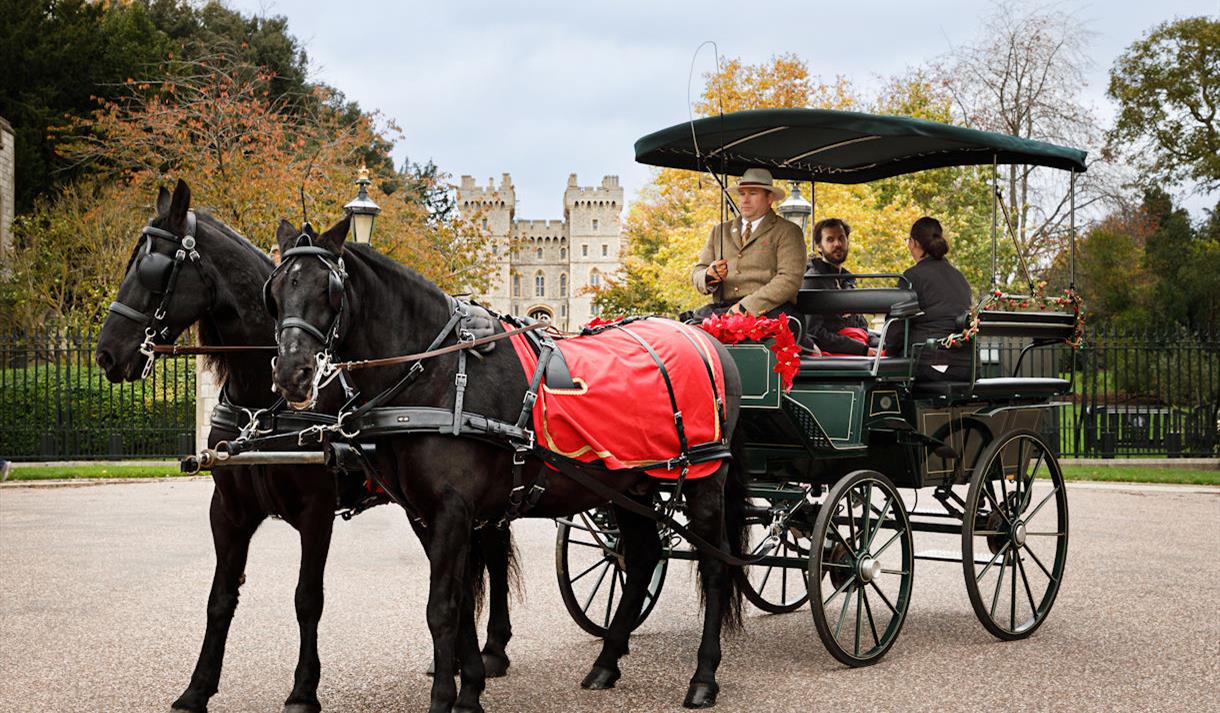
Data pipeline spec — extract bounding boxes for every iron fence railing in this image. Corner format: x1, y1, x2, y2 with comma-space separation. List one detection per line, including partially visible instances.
0, 326, 1215, 461
0, 328, 196, 461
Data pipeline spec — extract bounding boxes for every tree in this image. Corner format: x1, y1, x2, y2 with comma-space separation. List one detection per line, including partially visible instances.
1107, 16, 1220, 192
937, 1, 1105, 284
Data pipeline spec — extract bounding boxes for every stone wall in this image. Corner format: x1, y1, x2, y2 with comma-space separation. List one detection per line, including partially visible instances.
0, 116, 14, 262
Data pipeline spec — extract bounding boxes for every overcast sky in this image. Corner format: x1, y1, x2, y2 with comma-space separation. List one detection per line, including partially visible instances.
230, 0, 1218, 218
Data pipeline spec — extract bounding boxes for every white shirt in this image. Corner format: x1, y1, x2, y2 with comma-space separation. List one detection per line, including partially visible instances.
739, 215, 764, 238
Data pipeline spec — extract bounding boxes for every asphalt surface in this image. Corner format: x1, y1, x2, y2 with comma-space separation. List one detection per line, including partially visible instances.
1, 479, 1217, 713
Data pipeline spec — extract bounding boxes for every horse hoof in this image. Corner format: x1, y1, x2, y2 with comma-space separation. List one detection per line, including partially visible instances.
683, 681, 720, 708
483, 653, 510, 678
453, 705, 484, 713
170, 697, 206, 712
283, 704, 321, 713
581, 666, 621, 690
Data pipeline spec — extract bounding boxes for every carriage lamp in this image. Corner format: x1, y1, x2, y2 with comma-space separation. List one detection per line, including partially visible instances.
344, 165, 381, 244
777, 181, 812, 239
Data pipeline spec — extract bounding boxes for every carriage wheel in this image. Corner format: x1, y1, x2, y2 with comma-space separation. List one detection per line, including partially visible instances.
740, 496, 812, 614
962, 430, 1068, 640
555, 506, 667, 638
807, 470, 914, 667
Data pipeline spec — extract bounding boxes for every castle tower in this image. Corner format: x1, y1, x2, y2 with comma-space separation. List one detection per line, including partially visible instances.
457, 174, 515, 315
457, 172, 623, 331
565, 174, 623, 327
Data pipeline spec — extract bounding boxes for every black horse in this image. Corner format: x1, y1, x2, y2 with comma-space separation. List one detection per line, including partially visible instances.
95, 181, 518, 713
265, 219, 747, 712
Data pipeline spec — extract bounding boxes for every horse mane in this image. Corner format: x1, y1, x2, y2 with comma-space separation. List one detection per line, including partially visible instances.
343, 242, 450, 314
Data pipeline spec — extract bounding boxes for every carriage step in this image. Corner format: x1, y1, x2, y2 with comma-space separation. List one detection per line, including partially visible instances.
914, 549, 991, 565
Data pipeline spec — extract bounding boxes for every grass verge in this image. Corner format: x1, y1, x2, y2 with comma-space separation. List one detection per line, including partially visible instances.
7, 464, 187, 481
1059, 465, 1218, 486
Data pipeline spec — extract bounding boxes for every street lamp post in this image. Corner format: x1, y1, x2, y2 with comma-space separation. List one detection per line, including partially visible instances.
344, 165, 381, 244
777, 180, 813, 240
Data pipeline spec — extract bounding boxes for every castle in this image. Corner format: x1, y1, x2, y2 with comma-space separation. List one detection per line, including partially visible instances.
458, 173, 624, 331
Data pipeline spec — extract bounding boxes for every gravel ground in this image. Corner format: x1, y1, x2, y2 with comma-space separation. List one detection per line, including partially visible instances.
1, 479, 1217, 713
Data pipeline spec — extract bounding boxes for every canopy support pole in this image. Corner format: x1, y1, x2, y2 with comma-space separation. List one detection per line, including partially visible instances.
990, 156, 999, 290
1069, 169, 1077, 290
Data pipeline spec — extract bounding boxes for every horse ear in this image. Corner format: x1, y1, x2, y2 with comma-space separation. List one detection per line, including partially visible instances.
156, 186, 172, 216
318, 213, 351, 254
168, 179, 191, 227
276, 219, 299, 251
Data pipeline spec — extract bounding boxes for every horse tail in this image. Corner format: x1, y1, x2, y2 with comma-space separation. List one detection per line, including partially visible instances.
720, 428, 749, 632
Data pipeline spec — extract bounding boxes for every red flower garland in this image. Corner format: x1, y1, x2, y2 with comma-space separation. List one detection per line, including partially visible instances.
698, 312, 800, 391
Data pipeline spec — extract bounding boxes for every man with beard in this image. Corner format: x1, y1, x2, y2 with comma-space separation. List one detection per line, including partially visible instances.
803, 218, 877, 356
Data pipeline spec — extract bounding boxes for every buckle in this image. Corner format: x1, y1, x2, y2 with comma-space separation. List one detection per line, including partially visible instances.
455, 372, 468, 388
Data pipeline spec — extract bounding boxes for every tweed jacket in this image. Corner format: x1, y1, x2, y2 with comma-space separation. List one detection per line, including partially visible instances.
691, 211, 806, 315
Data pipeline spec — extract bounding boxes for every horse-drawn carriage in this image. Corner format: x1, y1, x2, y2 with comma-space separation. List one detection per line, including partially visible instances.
555, 108, 1082, 666
100, 107, 1085, 712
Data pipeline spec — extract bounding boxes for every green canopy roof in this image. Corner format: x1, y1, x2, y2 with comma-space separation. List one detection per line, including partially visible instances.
634, 108, 1087, 183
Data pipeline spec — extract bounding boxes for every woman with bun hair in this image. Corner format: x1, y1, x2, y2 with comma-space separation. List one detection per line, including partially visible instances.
884, 217, 973, 381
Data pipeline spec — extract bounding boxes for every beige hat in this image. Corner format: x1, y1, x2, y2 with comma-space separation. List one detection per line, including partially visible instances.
733, 167, 786, 201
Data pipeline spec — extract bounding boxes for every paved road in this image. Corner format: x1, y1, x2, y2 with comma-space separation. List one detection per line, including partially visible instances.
1, 479, 1217, 713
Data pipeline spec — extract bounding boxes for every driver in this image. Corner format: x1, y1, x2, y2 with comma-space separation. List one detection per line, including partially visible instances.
690, 168, 806, 319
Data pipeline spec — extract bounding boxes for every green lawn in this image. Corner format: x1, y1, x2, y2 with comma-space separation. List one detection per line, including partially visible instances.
7, 463, 188, 480
1060, 465, 1219, 486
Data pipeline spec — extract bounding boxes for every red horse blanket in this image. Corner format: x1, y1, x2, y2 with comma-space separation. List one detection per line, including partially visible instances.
507, 319, 727, 479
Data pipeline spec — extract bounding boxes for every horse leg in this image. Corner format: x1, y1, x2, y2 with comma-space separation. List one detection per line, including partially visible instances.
581, 502, 662, 691
425, 498, 484, 713
479, 526, 513, 678
454, 565, 487, 713
282, 501, 334, 713
172, 489, 262, 712
681, 471, 743, 709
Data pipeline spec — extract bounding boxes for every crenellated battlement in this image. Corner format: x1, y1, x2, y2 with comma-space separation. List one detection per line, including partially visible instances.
457, 173, 515, 209
564, 174, 623, 210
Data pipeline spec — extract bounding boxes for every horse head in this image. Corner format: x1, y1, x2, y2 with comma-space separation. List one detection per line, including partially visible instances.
265, 214, 351, 409
96, 179, 218, 382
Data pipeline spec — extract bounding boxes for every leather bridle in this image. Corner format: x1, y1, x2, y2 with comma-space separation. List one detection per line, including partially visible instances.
108, 211, 216, 378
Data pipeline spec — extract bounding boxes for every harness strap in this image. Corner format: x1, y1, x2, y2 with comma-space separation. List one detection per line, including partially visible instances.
452, 347, 468, 435
278, 317, 329, 345
108, 300, 150, 325
612, 324, 691, 462
655, 320, 727, 431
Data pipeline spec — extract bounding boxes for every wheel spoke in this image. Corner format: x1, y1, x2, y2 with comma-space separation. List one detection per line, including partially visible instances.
975, 540, 1011, 583
1023, 544, 1058, 582
861, 586, 881, 649
981, 479, 1012, 525
845, 492, 859, 546
781, 558, 790, 603
834, 582, 854, 639
867, 580, 899, 616
1026, 531, 1066, 537
1009, 549, 1018, 630
861, 483, 873, 552
757, 564, 774, 592
1016, 553, 1039, 618
581, 562, 612, 613
863, 497, 893, 554
823, 571, 855, 606
854, 585, 864, 657
1019, 449, 1046, 513
973, 531, 1006, 536
570, 556, 612, 584
569, 539, 610, 551
880, 568, 909, 576
872, 530, 903, 559
1025, 487, 1060, 521
989, 550, 1009, 619
604, 565, 619, 629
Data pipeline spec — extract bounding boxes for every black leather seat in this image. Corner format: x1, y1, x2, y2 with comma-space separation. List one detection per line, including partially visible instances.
911, 377, 1069, 401
797, 356, 913, 378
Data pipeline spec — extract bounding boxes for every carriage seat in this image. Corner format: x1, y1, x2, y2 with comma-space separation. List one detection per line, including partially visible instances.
797, 355, 914, 379
911, 377, 1070, 401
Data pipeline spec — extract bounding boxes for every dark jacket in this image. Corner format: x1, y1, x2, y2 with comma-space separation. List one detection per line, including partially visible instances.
802, 258, 869, 355
885, 257, 973, 379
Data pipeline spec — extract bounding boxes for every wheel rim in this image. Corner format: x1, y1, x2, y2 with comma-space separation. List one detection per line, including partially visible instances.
741, 496, 812, 614
808, 472, 913, 666
555, 507, 667, 637
963, 432, 1068, 639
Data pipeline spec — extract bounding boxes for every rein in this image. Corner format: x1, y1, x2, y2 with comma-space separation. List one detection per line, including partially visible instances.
153, 344, 277, 354
330, 323, 543, 371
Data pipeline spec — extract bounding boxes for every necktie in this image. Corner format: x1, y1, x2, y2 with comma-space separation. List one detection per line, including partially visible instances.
741, 221, 751, 243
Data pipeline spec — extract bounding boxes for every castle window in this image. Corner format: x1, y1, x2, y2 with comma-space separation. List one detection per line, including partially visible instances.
560, 247, 566, 259
513, 274, 521, 298
592, 219, 599, 231
561, 304, 567, 317
589, 268, 602, 288
592, 302, 602, 316
582, 244, 588, 257
560, 273, 568, 297
482, 218, 488, 231
601, 244, 608, 257
535, 271, 545, 297
536, 247, 543, 260
492, 243, 498, 255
